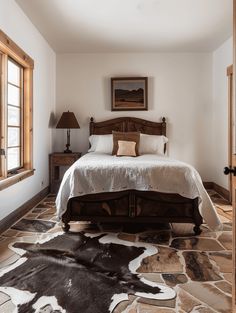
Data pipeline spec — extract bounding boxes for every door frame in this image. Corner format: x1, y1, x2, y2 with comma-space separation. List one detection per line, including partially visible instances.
227, 64, 233, 203
233, 0, 236, 310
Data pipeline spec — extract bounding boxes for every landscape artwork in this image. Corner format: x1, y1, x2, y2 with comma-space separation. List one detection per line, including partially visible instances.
111, 77, 148, 111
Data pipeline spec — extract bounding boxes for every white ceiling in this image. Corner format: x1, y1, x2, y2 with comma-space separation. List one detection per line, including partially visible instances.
16, 0, 232, 53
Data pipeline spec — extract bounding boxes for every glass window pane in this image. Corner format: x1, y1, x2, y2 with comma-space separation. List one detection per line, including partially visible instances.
8, 84, 20, 106
8, 106, 20, 126
8, 60, 20, 86
7, 147, 20, 170
8, 127, 20, 147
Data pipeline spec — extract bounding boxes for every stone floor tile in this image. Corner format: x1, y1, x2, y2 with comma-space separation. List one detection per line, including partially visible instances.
208, 252, 232, 273
137, 246, 183, 273
222, 223, 232, 231
138, 303, 175, 313
138, 230, 171, 245
15, 231, 38, 237
194, 306, 216, 313
38, 213, 56, 220
170, 237, 225, 251
137, 297, 176, 308
140, 273, 164, 284
117, 233, 136, 242
31, 206, 48, 214
180, 282, 232, 313
0, 238, 17, 263
34, 202, 52, 209
162, 273, 188, 287
2, 229, 19, 238
217, 232, 232, 250
183, 251, 221, 281
218, 215, 231, 223
113, 295, 136, 313
223, 273, 232, 283
215, 281, 232, 295
12, 219, 55, 233
176, 287, 201, 312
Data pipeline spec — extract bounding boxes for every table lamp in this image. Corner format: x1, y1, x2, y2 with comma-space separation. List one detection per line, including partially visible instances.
56, 111, 80, 153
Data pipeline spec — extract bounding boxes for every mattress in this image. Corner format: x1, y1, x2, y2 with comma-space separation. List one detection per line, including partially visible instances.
56, 152, 222, 231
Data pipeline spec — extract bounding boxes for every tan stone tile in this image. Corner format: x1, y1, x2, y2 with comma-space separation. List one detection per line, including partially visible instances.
223, 273, 232, 283
0, 238, 17, 263
219, 215, 230, 223
216, 204, 232, 213
0, 291, 10, 305
140, 273, 164, 284
137, 297, 176, 308
217, 232, 232, 250
113, 295, 136, 313
118, 233, 136, 242
180, 282, 232, 313
183, 251, 221, 281
138, 230, 171, 245
215, 281, 232, 295
176, 288, 201, 312
138, 303, 175, 313
2, 229, 19, 237
137, 246, 183, 273
162, 273, 188, 286
170, 237, 225, 251
194, 307, 215, 313
16, 231, 38, 237
209, 252, 232, 273
37, 214, 55, 220
25, 212, 39, 219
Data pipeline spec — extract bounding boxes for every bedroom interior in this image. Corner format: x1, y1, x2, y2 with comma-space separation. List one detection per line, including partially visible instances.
0, 0, 235, 312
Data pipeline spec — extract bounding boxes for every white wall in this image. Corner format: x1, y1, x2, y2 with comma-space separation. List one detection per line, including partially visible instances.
55, 53, 213, 181
0, 0, 56, 220
212, 37, 233, 189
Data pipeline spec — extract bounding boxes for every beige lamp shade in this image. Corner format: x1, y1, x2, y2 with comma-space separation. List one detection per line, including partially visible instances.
56, 111, 80, 129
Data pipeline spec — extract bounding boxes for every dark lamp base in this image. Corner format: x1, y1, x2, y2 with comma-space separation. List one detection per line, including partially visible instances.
64, 149, 72, 153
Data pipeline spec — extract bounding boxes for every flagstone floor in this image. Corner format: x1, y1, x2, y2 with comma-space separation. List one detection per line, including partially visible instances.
0, 192, 233, 313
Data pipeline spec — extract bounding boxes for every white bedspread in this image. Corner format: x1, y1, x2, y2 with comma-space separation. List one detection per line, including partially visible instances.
56, 153, 222, 231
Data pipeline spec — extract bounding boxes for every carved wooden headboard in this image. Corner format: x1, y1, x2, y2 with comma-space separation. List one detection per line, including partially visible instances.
89, 117, 166, 136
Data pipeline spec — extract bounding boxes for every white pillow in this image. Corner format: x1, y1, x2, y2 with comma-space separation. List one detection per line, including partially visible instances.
88, 134, 113, 154
139, 134, 168, 155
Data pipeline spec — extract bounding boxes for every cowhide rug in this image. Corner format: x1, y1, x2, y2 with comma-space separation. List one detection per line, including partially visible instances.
0, 231, 175, 313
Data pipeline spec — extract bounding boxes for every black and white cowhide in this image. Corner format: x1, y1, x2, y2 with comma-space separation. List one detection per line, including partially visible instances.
0, 232, 175, 313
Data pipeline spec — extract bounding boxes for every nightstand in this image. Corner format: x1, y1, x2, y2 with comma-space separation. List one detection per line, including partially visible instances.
49, 152, 81, 193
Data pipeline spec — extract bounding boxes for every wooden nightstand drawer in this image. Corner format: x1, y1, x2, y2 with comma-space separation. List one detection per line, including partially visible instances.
52, 155, 77, 166
49, 152, 81, 193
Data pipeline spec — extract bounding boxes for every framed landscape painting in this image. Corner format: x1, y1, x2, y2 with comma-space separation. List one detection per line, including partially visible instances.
111, 77, 148, 111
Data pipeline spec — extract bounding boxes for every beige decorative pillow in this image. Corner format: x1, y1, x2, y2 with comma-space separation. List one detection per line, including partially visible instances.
117, 140, 136, 157
112, 131, 140, 156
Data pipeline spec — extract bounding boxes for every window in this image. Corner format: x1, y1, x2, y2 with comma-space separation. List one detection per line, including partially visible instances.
0, 30, 34, 190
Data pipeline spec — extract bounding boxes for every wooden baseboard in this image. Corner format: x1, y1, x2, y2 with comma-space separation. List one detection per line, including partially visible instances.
203, 181, 230, 201
0, 186, 49, 234
203, 182, 214, 189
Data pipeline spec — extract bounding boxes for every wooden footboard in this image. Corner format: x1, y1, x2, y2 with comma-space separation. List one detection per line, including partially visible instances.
61, 190, 202, 235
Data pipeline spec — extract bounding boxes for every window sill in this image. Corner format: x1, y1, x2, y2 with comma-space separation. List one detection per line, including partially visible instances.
0, 169, 35, 191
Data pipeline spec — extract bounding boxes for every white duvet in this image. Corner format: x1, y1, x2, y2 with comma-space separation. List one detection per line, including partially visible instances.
56, 153, 222, 231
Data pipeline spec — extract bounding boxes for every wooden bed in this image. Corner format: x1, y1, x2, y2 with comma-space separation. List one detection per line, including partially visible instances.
62, 116, 203, 234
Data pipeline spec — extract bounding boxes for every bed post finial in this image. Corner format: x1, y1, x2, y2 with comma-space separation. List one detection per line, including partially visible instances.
161, 117, 166, 136
90, 117, 94, 135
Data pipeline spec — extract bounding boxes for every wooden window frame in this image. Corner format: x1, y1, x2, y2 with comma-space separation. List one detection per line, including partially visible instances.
0, 29, 34, 191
